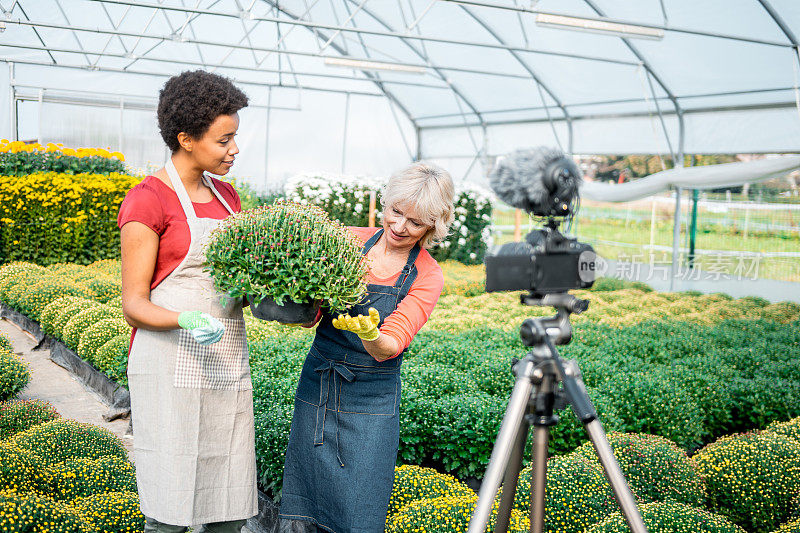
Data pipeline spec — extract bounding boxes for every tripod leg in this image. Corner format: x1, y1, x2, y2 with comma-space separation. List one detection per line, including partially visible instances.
494, 406, 530, 533
529, 425, 549, 533
468, 360, 536, 533
585, 420, 647, 533
535, 332, 648, 533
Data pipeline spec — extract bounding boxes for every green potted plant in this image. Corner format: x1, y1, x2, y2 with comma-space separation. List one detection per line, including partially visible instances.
204, 200, 368, 323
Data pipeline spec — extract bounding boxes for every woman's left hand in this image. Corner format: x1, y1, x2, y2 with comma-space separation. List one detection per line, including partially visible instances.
332, 308, 380, 341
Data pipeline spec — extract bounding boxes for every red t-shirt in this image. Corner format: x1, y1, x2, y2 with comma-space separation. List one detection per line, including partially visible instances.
117, 175, 241, 289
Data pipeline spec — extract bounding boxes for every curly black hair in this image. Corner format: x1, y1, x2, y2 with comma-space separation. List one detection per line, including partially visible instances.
157, 70, 249, 152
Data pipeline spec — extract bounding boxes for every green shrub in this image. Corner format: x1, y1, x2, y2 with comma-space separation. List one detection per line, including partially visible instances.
11, 419, 127, 468
429, 184, 493, 265
95, 334, 130, 386
512, 454, 616, 533
400, 391, 508, 480
590, 277, 654, 292
385, 494, 529, 533
0, 171, 139, 266
693, 432, 800, 531
72, 491, 145, 533
0, 267, 46, 310
62, 305, 122, 350
251, 356, 303, 495
77, 317, 130, 364
41, 455, 136, 501
0, 441, 42, 494
86, 274, 122, 303
15, 275, 93, 320
0, 399, 60, 439
572, 432, 705, 506
0, 332, 11, 351
0, 490, 90, 532
48, 297, 98, 339
585, 501, 746, 533
87, 259, 122, 277
0, 347, 30, 401
592, 369, 705, 449
388, 465, 474, 517
0, 262, 46, 285
40, 296, 79, 335
205, 201, 368, 311
0, 140, 125, 175
765, 417, 800, 443
774, 519, 800, 532
440, 261, 485, 297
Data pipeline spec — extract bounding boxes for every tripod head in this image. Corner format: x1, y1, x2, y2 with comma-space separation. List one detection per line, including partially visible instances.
519, 291, 589, 346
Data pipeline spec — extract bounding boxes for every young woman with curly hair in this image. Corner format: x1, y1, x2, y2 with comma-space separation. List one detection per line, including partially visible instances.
118, 70, 256, 533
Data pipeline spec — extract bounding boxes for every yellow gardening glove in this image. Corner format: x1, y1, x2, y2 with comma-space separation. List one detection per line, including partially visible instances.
332, 307, 381, 341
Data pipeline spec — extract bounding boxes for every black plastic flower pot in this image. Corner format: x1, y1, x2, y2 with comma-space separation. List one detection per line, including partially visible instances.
248, 295, 320, 324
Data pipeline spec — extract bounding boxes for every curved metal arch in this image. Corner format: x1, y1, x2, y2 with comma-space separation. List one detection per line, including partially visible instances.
258, 0, 419, 130
756, 0, 800, 60
335, 0, 487, 126
581, 0, 684, 161
457, 5, 573, 151
757, 0, 798, 44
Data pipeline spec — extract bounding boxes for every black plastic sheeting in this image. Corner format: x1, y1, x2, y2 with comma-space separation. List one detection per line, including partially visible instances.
49, 342, 130, 412
0, 304, 46, 347
252, 497, 316, 533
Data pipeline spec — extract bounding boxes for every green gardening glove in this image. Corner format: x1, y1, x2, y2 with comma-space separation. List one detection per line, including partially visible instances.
178, 311, 225, 346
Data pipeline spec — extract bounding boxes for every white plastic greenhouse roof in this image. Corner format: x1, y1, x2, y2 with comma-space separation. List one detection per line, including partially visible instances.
2, 0, 800, 183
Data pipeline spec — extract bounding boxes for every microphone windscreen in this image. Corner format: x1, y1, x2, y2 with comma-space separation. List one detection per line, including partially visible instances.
489, 147, 580, 214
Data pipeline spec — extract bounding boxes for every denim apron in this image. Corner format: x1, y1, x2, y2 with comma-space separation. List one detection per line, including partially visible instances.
279, 229, 419, 533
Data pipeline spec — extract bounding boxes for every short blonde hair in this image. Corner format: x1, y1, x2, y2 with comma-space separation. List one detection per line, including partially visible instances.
381, 162, 455, 249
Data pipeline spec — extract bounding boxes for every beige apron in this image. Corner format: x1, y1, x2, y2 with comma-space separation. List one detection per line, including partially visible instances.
127, 159, 257, 525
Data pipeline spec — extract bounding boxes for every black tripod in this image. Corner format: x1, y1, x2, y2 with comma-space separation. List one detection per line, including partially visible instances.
468, 293, 647, 533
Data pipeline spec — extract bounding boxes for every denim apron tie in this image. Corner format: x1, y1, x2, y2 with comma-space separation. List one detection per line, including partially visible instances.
313, 360, 355, 466
279, 228, 421, 532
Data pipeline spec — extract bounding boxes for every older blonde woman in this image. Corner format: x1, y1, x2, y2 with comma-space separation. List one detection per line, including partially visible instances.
278, 163, 455, 532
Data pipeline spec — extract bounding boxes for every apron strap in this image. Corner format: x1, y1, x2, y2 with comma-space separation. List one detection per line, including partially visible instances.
314, 361, 355, 467
203, 174, 236, 216
361, 228, 420, 290
362, 228, 383, 255
393, 243, 421, 289
165, 157, 198, 221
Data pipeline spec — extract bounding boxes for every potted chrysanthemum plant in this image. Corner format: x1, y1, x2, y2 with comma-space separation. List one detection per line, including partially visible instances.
204, 200, 368, 323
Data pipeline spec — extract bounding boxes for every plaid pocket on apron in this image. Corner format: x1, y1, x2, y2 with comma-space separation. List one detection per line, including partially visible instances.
174, 318, 251, 390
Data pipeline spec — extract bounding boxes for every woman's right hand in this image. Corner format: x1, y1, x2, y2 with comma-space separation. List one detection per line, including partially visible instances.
178, 311, 226, 345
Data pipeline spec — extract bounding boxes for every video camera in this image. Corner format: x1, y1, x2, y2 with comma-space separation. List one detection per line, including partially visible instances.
484, 146, 598, 296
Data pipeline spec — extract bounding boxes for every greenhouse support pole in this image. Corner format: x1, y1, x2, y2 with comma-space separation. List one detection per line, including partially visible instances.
37, 89, 43, 144
341, 92, 350, 174
118, 98, 124, 154
688, 189, 699, 269
670, 187, 682, 291
9, 62, 17, 142
264, 86, 272, 191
